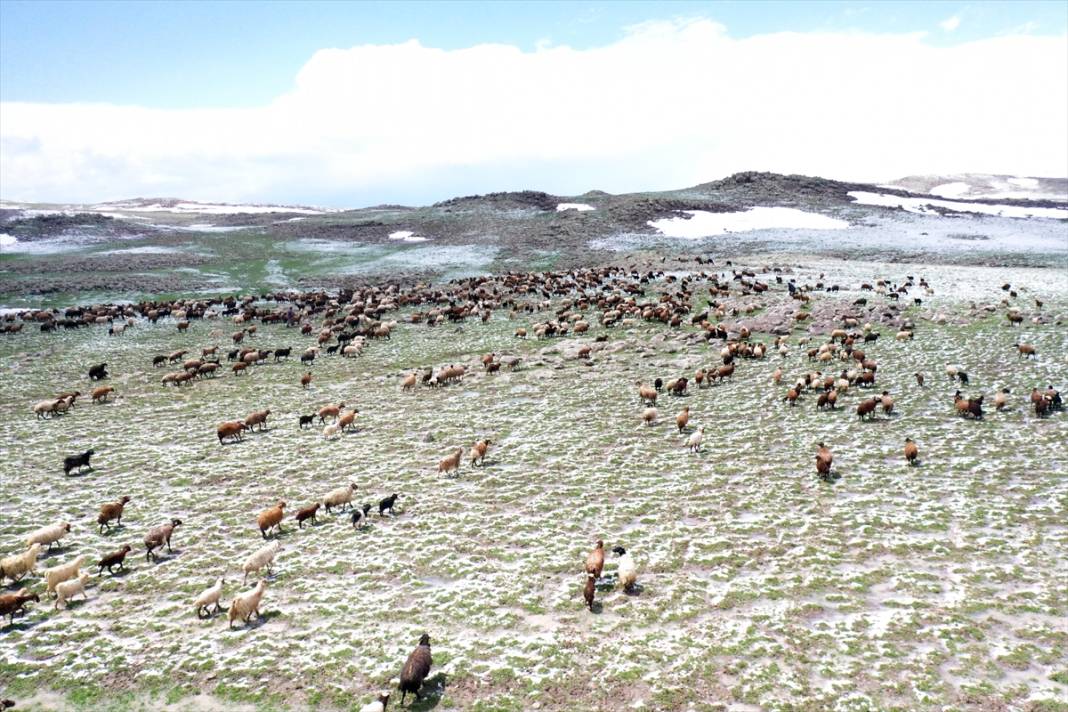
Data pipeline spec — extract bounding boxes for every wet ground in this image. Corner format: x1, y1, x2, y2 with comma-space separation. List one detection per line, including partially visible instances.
0, 258, 1065, 711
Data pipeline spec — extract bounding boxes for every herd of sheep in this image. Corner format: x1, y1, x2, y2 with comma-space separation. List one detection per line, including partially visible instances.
1, 261, 1064, 709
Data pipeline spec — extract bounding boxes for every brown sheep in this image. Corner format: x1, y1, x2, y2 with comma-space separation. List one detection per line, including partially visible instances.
470, 439, 492, 466
91, 386, 114, 403
904, 438, 919, 466
97, 496, 131, 533
583, 573, 596, 611
438, 447, 463, 476
318, 402, 345, 424
401, 373, 417, 390
816, 443, 833, 479
0, 590, 40, 625
232, 362, 248, 375
217, 420, 249, 444
880, 391, 894, 415
1014, 343, 1037, 359
301, 372, 313, 389
585, 540, 605, 578
294, 503, 320, 528
337, 408, 359, 432
856, 398, 878, 420
245, 409, 271, 432
636, 381, 657, 405
676, 406, 690, 434
257, 501, 286, 538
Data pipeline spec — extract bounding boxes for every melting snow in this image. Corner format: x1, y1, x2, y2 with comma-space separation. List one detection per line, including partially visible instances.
388, 230, 428, 243
848, 192, 1068, 220
556, 203, 596, 212
648, 207, 848, 238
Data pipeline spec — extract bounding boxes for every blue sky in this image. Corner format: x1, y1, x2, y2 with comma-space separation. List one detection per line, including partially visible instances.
1, 2, 1065, 206
3, 1, 1064, 108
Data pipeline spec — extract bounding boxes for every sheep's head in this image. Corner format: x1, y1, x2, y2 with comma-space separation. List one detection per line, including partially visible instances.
612, 546, 627, 556
171, 518, 183, 528
119, 496, 132, 505
62, 522, 72, 532
121, 544, 132, 554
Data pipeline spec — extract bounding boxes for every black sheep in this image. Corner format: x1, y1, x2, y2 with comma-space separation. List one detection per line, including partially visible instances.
88, 363, 108, 380
63, 449, 94, 476
298, 414, 314, 429
350, 503, 372, 528
378, 493, 398, 516
273, 347, 291, 361
97, 545, 132, 574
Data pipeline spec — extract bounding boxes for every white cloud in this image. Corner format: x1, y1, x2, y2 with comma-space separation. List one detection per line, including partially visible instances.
1, 19, 1066, 205
940, 15, 961, 32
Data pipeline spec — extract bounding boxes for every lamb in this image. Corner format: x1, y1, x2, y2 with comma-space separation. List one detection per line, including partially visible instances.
26, 522, 71, 552
228, 580, 267, 628
378, 493, 398, 516
350, 503, 373, 528
323, 483, 358, 514
242, 542, 280, 584
63, 449, 95, 476
245, 409, 271, 432
438, 447, 463, 476
642, 407, 658, 426
470, 439, 491, 466
194, 578, 225, 618
257, 501, 286, 539
685, 425, 705, 453
0, 543, 42, 583
97, 545, 132, 574
144, 518, 182, 561
0, 589, 39, 624
583, 572, 596, 611
54, 572, 91, 609
97, 496, 131, 532
43, 554, 87, 596
322, 423, 341, 439
295, 503, 320, 528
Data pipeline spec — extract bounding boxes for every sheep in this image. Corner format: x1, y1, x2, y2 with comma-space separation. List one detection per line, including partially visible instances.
245, 409, 271, 432
217, 420, 249, 444
995, 388, 1010, 411
904, 438, 920, 466
228, 580, 268, 628
350, 503, 373, 528
676, 406, 690, 434
470, 439, 491, 466
301, 372, 313, 389
298, 414, 315, 429
398, 633, 433, 704
880, 391, 895, 416
318, 402, 345, 424
586, 540, 605, 578
379, 493, 399, 516
401, 373, 417, 390
144, 519, 182, 561
88, 363, 108, 380
438, 447, 463, 476
322, 423, 341, 439
54, 572, 90, 609
636, 381, 657, 405
685, 425, 705, 453
26, 522, 71, 552
323, 483, 358, 514
63, 449, 94, 476
97, 545, 132, 574
97, 496, 131, 532
43, 554, 87, 596
359, 692, 391, 712
1015, 343, 1037, 359
337, 408, 359, 432
256, 502, 286, 539
856, 398, 878, 420
914, 372, 925, 387
194, 578, 225, 618
242, 542, 280, 584
613, 546, 638, 592
816, 442, 834, 480
0, 543, 42, 583
33, 399, 59, 419
91, 386, 114, 403
295, 503, 320, 528
0, 590, 39, 625
641, 407, 658, 426
583, 572, 596, 611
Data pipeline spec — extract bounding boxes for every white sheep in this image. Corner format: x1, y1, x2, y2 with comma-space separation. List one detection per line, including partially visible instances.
26, 522, 71, 551
322, 423, 341, 439
242, 541, 280, 584
0, 543, 42, 582
228, 580, 267, 628
359, 693, 391, 712
43, 554, 87, 596
54, 571, 90, 610
194, 578, 225, 618
323, 483, 357, 513
686, 425, 705, 453
33, 399, 58, 419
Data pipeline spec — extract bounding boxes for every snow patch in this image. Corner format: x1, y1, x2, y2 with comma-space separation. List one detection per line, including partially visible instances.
0, 233, 17, 247
388, 230, 428, 243
648, 207, 848, 238
848, 191, 1068, 220
556, 203, 595, 212
97, 201, 331, 215
930, 182, 971, 199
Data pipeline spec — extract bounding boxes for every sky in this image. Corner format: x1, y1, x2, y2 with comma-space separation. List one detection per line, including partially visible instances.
1, 1, 1066, 207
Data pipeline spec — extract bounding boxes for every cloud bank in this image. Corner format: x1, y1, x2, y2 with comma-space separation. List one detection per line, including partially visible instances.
2, 19, 1066, 206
